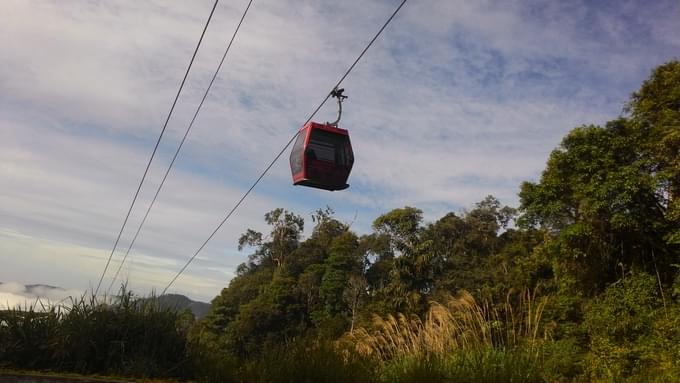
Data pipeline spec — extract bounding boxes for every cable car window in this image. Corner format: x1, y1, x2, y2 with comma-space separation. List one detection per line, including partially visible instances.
344, 143, 353, 165
290, 130, 306, 174
308, 141, 335, 162
308, 129, 351, 166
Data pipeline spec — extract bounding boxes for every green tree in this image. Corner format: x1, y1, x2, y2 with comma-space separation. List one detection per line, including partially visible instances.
627, 60, 680, 244
428, 196, 517, 296
370, 207, 427, 313
238, 208, 304, 268
519, 120, 669, 293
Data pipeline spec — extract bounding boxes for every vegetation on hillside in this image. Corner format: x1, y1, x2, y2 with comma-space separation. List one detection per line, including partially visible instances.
1, 61, 679, 382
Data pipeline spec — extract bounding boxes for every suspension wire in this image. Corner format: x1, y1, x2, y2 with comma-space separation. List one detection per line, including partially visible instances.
161, 0, 408, 295
93, 0, 220, 297
106, 0, 256, 294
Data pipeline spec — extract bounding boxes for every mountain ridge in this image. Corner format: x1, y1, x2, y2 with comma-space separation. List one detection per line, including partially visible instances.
0, 282, 210, 319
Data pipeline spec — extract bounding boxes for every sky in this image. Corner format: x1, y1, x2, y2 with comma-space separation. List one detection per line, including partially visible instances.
1, 0, 678, 303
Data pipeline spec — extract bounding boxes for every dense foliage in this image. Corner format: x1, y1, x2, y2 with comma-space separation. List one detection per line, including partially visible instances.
0, 291, 192, 378
1, 61, 679, 382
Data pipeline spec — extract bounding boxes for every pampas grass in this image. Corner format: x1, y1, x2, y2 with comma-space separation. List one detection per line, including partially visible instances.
349, 288, 549, 361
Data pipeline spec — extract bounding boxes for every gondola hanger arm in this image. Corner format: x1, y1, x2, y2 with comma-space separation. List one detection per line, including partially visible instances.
327, 87, 348, 127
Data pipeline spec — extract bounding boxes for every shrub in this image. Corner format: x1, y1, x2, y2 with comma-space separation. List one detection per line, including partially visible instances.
239, 340, 375, 383
0, 288, 190, 378
583, 272, 679, 381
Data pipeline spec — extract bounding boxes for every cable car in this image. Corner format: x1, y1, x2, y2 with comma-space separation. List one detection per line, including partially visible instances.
290, 88, 354, 191
289, 121, 354, 191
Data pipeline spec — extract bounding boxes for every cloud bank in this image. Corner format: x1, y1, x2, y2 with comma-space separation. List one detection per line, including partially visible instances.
1, 0, 678, 301
0, 281, 83, 310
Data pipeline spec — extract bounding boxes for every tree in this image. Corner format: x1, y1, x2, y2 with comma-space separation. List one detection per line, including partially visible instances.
519, 119, 671, 293
231, 271, 304, 355
369, 207, 428, 313
237, 208, 304, 268
372, 207, 423, 255
319, 232, 361, 316
343, 274, 368, 334
627, 61, 680, 244
414, 197, 518, 296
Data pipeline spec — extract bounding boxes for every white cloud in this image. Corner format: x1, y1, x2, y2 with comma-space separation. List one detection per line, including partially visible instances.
0, 119, 290, 300
0, 0, 677, 301
0, 281, 83, 310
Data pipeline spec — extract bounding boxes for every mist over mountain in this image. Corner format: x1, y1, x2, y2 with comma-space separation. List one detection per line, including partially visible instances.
0, 281, 78, 308
0, 282, 209, 318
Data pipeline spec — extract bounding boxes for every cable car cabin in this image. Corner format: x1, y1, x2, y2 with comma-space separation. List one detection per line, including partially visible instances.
289, 122, 354, 191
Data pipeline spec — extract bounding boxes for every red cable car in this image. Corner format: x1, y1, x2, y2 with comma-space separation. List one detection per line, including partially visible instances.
290, 88, 354, 191
289, 121, 354, 191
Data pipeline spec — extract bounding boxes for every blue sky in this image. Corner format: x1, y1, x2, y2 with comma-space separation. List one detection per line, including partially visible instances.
1, 0, 678, 303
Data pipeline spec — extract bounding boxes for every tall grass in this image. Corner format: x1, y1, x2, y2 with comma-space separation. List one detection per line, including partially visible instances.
0, 287, 190, 378
379, 349, 544, 383
348, 289, 550, 382
0, 301, 63, 369
351, 289, 549, 360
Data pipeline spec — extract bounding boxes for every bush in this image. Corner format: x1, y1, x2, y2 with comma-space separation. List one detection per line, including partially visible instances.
0, 304, 62, 369
583, 272, 680, 381
380, 348, 544, 383
239, 340, 375, 383
0, 289, 190, 378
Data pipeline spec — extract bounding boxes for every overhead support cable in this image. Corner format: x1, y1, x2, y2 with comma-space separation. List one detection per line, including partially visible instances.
106, 0, 256, 294
161, 0, 409, 295
94, 0, 220, 297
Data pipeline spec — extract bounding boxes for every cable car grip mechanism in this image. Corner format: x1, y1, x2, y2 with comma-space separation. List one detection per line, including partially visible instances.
327, 87, 348, 127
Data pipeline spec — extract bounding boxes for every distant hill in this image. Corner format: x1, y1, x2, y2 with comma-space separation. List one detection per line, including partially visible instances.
0, 282, 210, 319
144, 294, 211, 319
0, 282, 62, 293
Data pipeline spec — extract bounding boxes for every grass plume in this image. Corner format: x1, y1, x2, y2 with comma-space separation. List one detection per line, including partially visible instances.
349, 288, 549, 361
